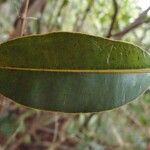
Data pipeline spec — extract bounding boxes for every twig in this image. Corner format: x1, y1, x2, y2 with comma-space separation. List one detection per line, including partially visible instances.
19, 0, 30, 36
10, 0, 46, 39
49, 114, 59, 150
52, 115, 59, 142
73, 0, 94, 31
111, 124, 124, 146
121, 108, 142, 127
111, 6, 150, 39
106, 0, 118, 38
49, 0, 68, 31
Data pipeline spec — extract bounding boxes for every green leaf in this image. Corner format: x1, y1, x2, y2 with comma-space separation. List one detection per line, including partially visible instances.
0, 32, 149, 113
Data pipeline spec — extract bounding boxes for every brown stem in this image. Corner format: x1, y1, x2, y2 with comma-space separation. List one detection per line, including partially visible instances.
106, 0, 118, 38
111, 6, 150, 39
10, 0, 46, 39
20, 0, 30, 36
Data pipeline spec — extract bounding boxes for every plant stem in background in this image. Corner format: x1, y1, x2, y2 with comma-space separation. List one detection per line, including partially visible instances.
106, 0, 118, 38
111, 6, 150, 39
20, 0, 30, 36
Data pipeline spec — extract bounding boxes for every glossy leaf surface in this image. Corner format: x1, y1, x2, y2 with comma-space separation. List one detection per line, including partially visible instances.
0, 32, 149, 113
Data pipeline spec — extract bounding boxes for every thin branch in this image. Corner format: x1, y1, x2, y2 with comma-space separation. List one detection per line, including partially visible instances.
121, 108, 142, 127
20, 0, 30, 36
111, 123, 124, 146
10, 0, 46, 39
73, 0, 94, 31
106, 0, 118, 38
49, 0, 68, 31
111, 6, 150, 39
52, 115, 59, 143
49, 114, 59, 150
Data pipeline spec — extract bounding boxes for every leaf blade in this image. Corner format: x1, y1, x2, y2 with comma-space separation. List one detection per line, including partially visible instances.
0, 32, 149, 113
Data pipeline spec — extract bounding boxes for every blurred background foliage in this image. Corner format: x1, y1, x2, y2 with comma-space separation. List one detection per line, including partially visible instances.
0, 0, 150, 150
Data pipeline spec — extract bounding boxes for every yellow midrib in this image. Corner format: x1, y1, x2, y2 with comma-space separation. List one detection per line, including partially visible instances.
0, 66, 150, 73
